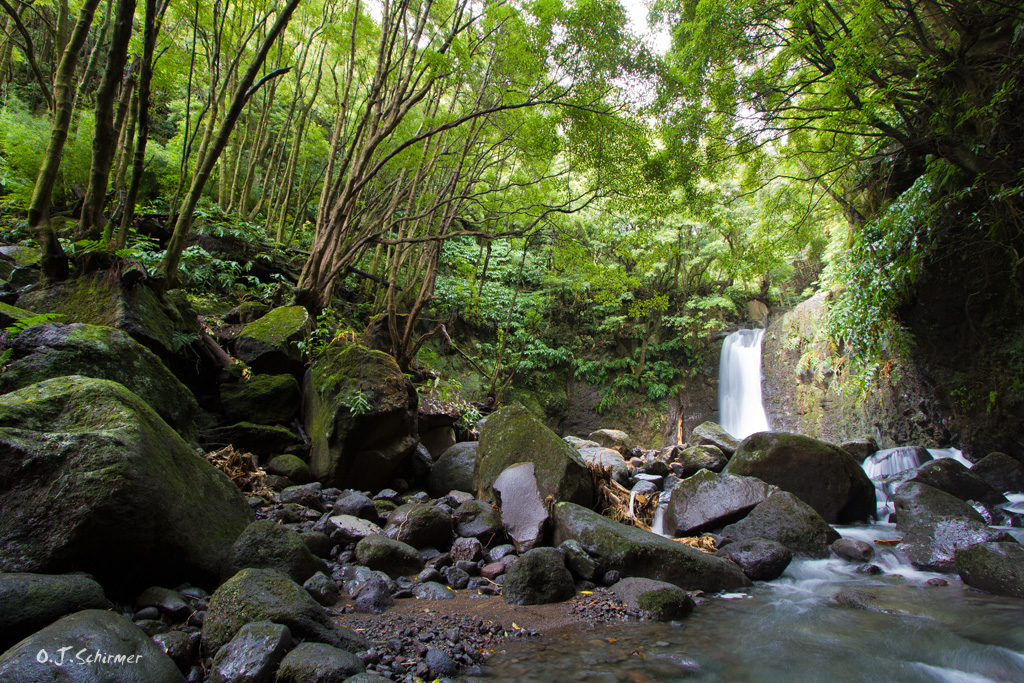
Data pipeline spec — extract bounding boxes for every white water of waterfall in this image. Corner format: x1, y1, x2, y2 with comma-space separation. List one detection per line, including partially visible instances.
718, 329, 770, 439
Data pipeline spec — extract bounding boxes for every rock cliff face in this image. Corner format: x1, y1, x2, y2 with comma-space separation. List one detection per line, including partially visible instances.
760, 294, 952, 452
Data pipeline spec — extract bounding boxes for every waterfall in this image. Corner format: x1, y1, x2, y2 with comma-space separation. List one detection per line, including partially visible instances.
718, 329, 770, 439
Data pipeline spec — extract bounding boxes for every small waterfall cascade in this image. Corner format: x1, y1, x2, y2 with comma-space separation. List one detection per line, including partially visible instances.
863, 447, 978, 518
718, 329, 770, 439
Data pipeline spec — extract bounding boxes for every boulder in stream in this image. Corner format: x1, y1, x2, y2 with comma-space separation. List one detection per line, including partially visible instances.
971, 453, 1024, 494
714, 538, 792, 581
905, 458, 1006, 506
955, 541, 1024, 598
665, 469, 777, 536
234, 305, 310, 376
383, 503, 453, 549
675, 445, 729, 477
223, 519, 328, 584
427, 442, 479, 497
610, 577, 695, 620
719, 491, 841, 558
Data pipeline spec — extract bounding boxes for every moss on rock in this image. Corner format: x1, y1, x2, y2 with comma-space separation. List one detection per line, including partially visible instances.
235, 306, 309, 375
219, 374, 300, 425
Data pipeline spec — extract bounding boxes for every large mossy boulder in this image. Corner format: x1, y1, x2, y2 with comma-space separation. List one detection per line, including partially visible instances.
551, 502, 750, 592
610, 577, 696, 621
234, 306, 310, 376
719, 492, 841, 558
690, 421, 740, 456
0, 573, 107, 652
354, 535, 424, 578
303, 340, 418, 491
202, 568, 370, 653
222, 520, 327, 584
503, 547, 576, 605
219, 374, 300, 425
0, 609, 184, 683
476, 405, 593, 507
0, 323, 198, 440
18, 272, 193, 360
955, 542, 1024, 598
383, 503, 453, 549
724, 431, 875, 524
905, 458, 1006, 506
972, 452, 1024, 493
0, 376, 253, 589
665, 469, 777, 536
427, 442, 479, 498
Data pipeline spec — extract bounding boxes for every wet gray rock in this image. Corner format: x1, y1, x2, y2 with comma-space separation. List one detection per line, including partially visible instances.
275, 642, 365, 682
383, 503, 453, 549
0, 609, 184, 682
714, 538, 792, 581
690, 421, 740, 456
279, 483, 327, 512
906, 459, 1006, 506
299, 531, 333, 558
831, 538, 875, 563
956, 541, 1024, 598
454, 500, 504, 541
353, 575, 394, 614
425, 647, 458, 677
610, 577, 696, 620
134, 586, 191, 620
327, 515, 383, 543
152, 630, 197, 673
676, 445, 729, 477
444, 565, 471, 589
578, 447, 631, 485
427, 442, 479, 498
209, 621, 290, 683
0, 573, 107, 651
720, 492, 841, 558
587, 429, 635, 455
412, 581, 456, 600
840, 437, 878, 463
971, 453, 1024, 494
503, 547, 576, 605
303, 571, 340, 606
665, 469, 777, 536
331, 490, 380, 522
494, 462, 548, 552
354, 535, 424, 578
559, 539, 597, 581
223, 520, 327, 584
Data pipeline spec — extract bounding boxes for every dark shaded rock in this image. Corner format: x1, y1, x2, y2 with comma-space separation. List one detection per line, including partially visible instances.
454, 500, 503, 541
676, 445, 729, 477
610, 577, 696, 620
266, 455, 312, 485
425, 647, 458, 677
0, 322, 198, 440
300, 531, 333, 558
503, 547, 576, 605
353, 575, 394, 614
383, 503, 452, 549
587, 429, 635, 455
412, 581, 456, 600
690, 421, 740, 455
354, 535, 424, 578
971, 452, 1024, 494
303, 572, 340, 607
444, 565, 471, 589
274, 642, 365, 683
831, 538, 875, 563
493, 462, 548, 553
724, 431, 875, 523
202, 568, 369, 652
578, 447, 630, 486
906, 458, 1006, 506
209, 621, 290, 683
476, 405, 593, 507
0, 377, 252, 589
134, 586, 191, 620
331, 490, 380, 522
234, 306, 309, 376
559, 539, 596, 580
450, 537, 484, 563
0, 573, 107, 651
720, 492, 841, 558
201, 422, 300, 458
223, 520, 327, 584
304, 341, 418, 491
427, 442, 479, 498
665, 469, 776, 536
840, 437, 878, 463
219, 374, 300, 426
956, 541, 1024, 598
552, 502, 751, 592
714, 538, 792, 581
279, 483, 326, 512
0, 609, 183, 682
152, 631, 196, 673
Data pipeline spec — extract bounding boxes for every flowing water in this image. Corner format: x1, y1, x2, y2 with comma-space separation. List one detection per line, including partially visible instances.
718, 329, 770, 439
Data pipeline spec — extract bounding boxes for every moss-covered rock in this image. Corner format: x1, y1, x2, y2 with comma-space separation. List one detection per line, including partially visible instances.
383, 503, 453, 549
676, 445, 729, 477
720, 492, 841, 558
219, 374, 300, 425
0, 302, 35, 328
476, 405, 593, 507
0, 323, 198, 441
690, 421, 740, 455
275, 642, 365, 682
427, 442, 479, 497
0, 573, 107, 652
551, 502, 751, 592
905, 458, 1006, 506
200, 422, 301, 457
665, 469, 777, 536
955, 541, 1024, 598
610, 577, 695, 620
0, 609, 184, 683
587, 428, 635, 454
202, 568, 369, 653
502, 547, 576, 605
266, 454, 313, 484
234, 306, 310, 376
303, 340, 418, 490
0, 376, 253, 590
222, 520, 328, 584
972, 452, 1024, 493
578, 447, 630, 486
354, 534, 424, 578
724, 431, 875, 524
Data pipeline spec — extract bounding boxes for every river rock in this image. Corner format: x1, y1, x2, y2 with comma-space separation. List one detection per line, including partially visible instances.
502, 547, 576, 605
134, 586, 190, 620
328, 515, 383, 543
610, 577, 695, 620
352, 575, 394, 614
303, 572, 340, 607
494, 462, 549, 552
354, 535, 424, 578
476, 405, 593, 507
714, 538, 793, 581
676, 445, 729, 477
552, 502, 751, 592
383, 503, 452, 549
331, 490, 380, 522
559, 539, 597, 580
724, 431, 875, 523
955, 541, 1024, 598
0, 573, 107, 651
223, 520, 327, 584
0, 376, 252, 589
587, 429, 635, 455
840, 437, 878, 463
427, 442, 479, 497
0, 322, 198, 440
720, 492, 841, 558
151, 631, 196, 673
266, 454, 313, 485
304, 340, 418, 491
234, 306, 309, 376
275, 642, 365, 682
578, 447, 631, 486
0, 609, 184, 682
219, 373, 300, 425
831, 538, 875, 563
971, 453, 1024, 493
665, 469, 777, 536
454, 500, 504, 541
202, 568, 369, 653
413, 581, 456, 600
690, 421, 740, 456
209, 621, 291, 683
905, 458, 1006, 506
